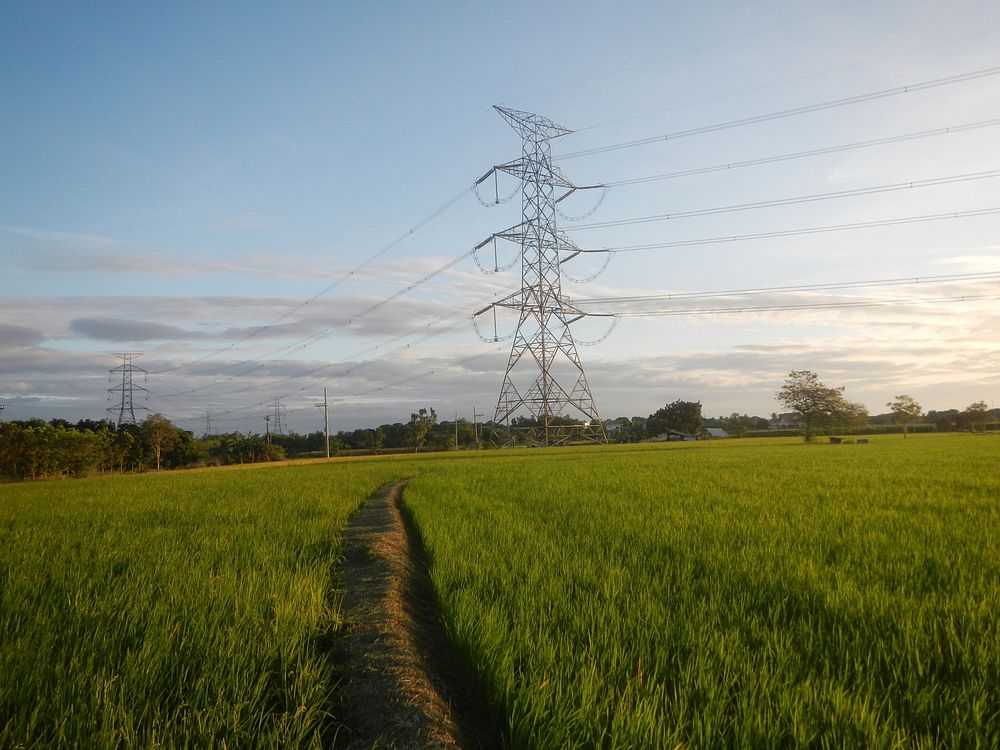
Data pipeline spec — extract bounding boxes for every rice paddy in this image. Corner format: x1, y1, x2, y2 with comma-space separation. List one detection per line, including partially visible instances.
1, 435, 997, 747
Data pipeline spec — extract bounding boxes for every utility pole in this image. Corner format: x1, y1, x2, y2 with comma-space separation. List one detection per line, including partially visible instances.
107, 352, 149, 426
473, 407, 483, 448
316, 387, 330, 458
264, 414, 271, 444
455, 412, 459, 450
472, 107, 608, 447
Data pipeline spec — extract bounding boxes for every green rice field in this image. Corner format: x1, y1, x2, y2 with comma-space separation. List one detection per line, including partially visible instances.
1, 435, 998, 747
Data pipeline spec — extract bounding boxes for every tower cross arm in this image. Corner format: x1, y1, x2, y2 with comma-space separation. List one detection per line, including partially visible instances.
496, 160, 575, 189
493, 105, 573, 140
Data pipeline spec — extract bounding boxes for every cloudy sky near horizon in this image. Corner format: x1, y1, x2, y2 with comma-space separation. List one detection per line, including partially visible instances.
2, 0, 999, 434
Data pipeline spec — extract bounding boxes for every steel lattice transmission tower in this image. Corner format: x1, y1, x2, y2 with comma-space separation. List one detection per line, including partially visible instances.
107, 352, 149, 426
272, 396, 286, 435
476, 106, 608, 446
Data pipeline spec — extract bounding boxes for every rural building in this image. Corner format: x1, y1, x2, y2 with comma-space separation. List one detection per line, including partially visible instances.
603, 419, 627, 438
769, 412, 801, 430
648, 429, 696, 442
701, 427, 728, 439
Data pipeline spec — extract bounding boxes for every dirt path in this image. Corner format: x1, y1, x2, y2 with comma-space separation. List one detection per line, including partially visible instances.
334, 481, 499, 750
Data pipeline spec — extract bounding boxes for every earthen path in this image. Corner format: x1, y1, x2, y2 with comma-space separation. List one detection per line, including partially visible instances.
334, 482, 498, 749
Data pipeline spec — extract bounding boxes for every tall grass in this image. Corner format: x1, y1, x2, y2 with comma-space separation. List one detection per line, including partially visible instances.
404, 435, 1000, 748
4, 438, 998, 747
0, 461, 407, 748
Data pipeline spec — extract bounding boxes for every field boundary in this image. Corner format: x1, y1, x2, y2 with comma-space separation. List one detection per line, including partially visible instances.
333, 481, 499, 749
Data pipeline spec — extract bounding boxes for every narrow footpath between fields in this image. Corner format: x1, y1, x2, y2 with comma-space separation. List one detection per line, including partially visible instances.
334, 481, 500, 750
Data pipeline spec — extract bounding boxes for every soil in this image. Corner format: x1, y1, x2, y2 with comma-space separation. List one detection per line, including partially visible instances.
334, 481, 500, 750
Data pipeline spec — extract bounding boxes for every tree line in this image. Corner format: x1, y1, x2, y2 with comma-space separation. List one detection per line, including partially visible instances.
0, 408, 481, 481
2, 371, 996, 480
607, 371, 997, 443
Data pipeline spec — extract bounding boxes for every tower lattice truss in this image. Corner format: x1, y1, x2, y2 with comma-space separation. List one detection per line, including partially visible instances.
479, 106, 608, 447
107, 352, 149, 426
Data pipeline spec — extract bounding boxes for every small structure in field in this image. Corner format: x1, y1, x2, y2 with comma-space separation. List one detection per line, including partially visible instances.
701, 427, 728, 439
649, 429, 696, 442
769, 412, 801, 430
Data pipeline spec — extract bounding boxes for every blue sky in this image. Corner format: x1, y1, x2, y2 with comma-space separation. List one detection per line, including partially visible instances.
2, 0, 999, 433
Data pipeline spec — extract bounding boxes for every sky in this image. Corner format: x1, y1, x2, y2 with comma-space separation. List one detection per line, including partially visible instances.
2, 0, 999, 434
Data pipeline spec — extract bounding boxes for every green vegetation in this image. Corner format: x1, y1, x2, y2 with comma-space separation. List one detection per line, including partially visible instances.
2, 435, 998, 747
0, 461, 406, 747
404, 436, 1000, 748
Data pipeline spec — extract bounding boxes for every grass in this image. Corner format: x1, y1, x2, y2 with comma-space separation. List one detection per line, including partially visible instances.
2, 435, 998, 747
403, 435, 1000, 748
0, 460, 408, 748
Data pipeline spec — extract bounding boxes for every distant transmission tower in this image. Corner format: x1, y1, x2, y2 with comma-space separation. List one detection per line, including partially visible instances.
107, 352, 149, 426
474, 106, 608, 447
272, 396, 286, 435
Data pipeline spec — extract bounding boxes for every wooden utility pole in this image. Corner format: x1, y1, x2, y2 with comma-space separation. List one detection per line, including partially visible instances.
473, 407, 484, 448
455, 412, 459, 450
316, 387, 330, 458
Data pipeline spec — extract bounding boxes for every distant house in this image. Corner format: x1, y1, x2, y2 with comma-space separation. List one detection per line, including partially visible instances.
701, 427, 728, 439
603, 418, 627, 438
769, 412, 801, 430
648, 429, 696, 442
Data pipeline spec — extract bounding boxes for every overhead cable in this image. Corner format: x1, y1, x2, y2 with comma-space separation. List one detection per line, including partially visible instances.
603, 118, 1000, 187
573, 170, 1000, 231
152, 184, 474, 375
558, 65, 1000, 159
573, 271, 1000, 305
576, 26, 1000, 133
576, 207, 1000, 254
610, 293, 1000, 317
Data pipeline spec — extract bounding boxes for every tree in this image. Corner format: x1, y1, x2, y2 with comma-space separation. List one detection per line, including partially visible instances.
141, 414, 181, 471
409, 407, 437, 453
886, 395, 922, 438
965, 400, 990, 432
776, 371, 867, 442
647, 400, 702, 437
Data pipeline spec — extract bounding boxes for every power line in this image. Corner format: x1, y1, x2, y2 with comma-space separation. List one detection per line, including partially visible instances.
572, 271, 1000, 305
558, 65, 1000, 160
608, 292, 1000, 318
151, 184, 474, 376
156, 200, 1000, 405
155, 292, 506, 421
603, 118, 1000, 187
196, 343, 510, 429
164, 308, 479, 402
153, 202, 1000, 419
165, 245, 481, 385
576, 207, 1000, 254
572, 170, 1000, 231
575, 26, 1000, 134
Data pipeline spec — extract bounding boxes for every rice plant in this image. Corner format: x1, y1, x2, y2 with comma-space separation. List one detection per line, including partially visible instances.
0, 461, 406, 748
404, 435, 1000, 748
